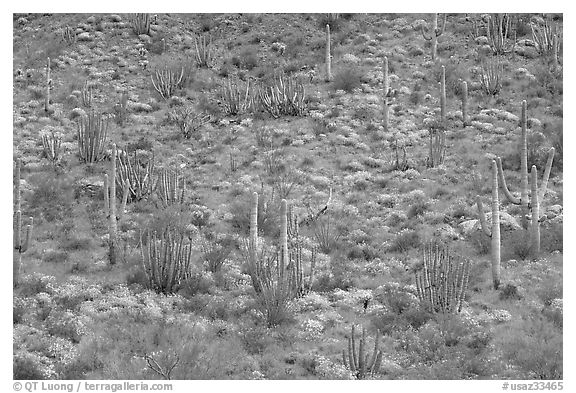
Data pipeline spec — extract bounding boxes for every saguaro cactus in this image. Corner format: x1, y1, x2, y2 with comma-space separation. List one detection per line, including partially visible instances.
44, 57, 51, 112
342, 325, 383, 379
325, 24, 332, 82
496, 100, 555, 219
440, 65, 446, 122
13, 160, 33, 288
530, 166, 540, 258
104, 145, 129, 265
421, 13, 447, 61
477, 160, 501, 289
461, 80, 469, 126
382, 56, 390, 132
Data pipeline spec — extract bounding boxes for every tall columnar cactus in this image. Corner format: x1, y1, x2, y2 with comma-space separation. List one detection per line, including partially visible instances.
477, 160, 501, 289
496, 100, 555, 212
193, 34, 213, 68
342, 325, 383, 379
414, 241, 470, 312
461, 80, 469, 126
421, 13, 447, 61
440, 65, 446, 122
115, 149, 155, 203
13, 160, 33, 288
44, 57, 51, 112
530, 166, 540, 258
325, 24, 332, 82
131, 13, 151, 35
382, 56, 389, 132
108, 145, 119, 265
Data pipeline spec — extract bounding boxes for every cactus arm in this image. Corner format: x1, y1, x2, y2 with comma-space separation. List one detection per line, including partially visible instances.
461, 81, 468, 126
496, 157, 521, 205
440, 66, 446, 122
383, 56, 389, 132
109, 144, 118, 264
538, 147, 555, 202
14, 210, 22, 251
325, 24, 332, 82
519, 101, 529, 207
421, 23, 432, 40
437, 13, 447, 36
476, 197, 491, 237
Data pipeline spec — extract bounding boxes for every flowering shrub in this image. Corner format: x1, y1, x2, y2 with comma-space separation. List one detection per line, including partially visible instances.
314, 355, 354, 379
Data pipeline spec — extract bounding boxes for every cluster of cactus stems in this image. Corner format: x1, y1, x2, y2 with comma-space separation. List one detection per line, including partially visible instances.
13, 160, 33, 288
44, 57, 51, 112
77, 110, 109, 163
156, 167, 187, 208
169, 107, 211, 139
258, 73, 306, 118
131, 13, 151, 36
81, 80, 93, 108
496, 100, 555, 259
246, 194, 316, 325
476, 160, 502, 289
342, 325, 383, 379
61, 26, 76, 45
140, 228, 194, 294
421, 13, 447, 61
41, 131, 62, 163
193, 34, 213, 68
151, 65, 184, 100
220, 77, 254, 116
530, 15, 561, 70
461, 80, 469, 126
325, 24, 332, 82
104, 144, 129, 265
486, 13, 516, 56
415, 241, 470, 313
115, 149, 155, 203
382, 56, 390, 132
479, 56, 504, 96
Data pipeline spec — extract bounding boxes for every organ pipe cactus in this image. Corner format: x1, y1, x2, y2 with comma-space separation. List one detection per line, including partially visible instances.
342, 325, 383, 379
77, 111, 109, 163
116, 149, 155, 203
155, 167, 187, 208
13, 159, 33, 288
193, 34, 213, 68
415, 241, 470, 312
131, 13, 151, 35
477, 160, 501, 289
421, 13, 447, 61
325, 24, 332, 82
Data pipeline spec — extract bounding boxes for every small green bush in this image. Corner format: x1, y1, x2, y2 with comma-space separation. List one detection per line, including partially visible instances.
331, 67, 363, 92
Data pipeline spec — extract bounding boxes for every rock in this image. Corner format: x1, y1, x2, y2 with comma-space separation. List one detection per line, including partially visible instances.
434, 224, 461, 241
460, 212, 522, 236
87, 16, 96, 24
77, 32, 92, 42
475, 36, 489, 45
109, 14, 122, 22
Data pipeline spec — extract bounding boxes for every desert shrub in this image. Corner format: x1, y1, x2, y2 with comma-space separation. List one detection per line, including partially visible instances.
541, 223, 563, 252
331, 67, 363, 92
407, 200, 429, 219
13, 350, 55, 380
42, 249, 69, 264
469, 230, 491, 255
499, 315, 562, 379
388, 229, 421, 253
409, 83, 423, 106
45, 310, 84, 343
60, 237, 93, 251
29, 174, 74, 222
542, 120, 563, 174
535, 279, 562, 307
240, 48, 259, 70
179, 271, 214, 298
499, 283, 523, 301
503, 229, 532, 260
18, 273, 56, 297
